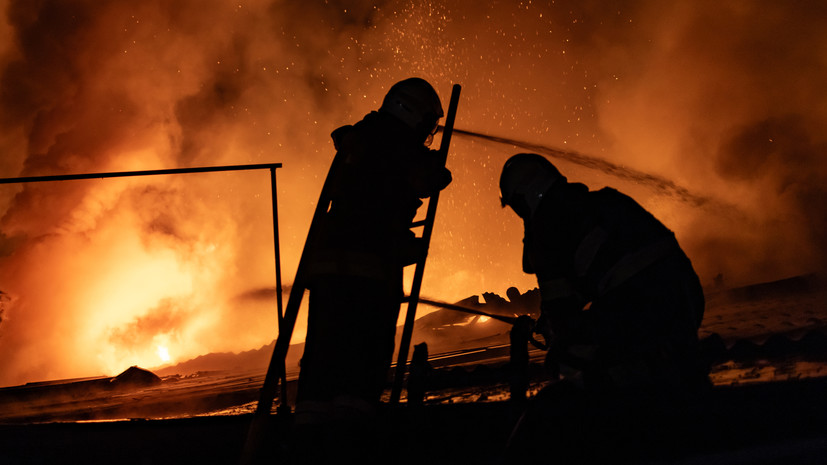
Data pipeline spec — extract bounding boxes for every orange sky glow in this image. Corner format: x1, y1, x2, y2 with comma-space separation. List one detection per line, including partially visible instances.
0, 0, 826, 386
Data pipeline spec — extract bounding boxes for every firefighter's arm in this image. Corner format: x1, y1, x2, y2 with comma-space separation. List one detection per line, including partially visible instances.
532, 295, 584, 350
522, 228, 535, 274
411, 148, 452, 197
538, 275, 586, 318
535, 285, 595, 376
541, 295, 588, 342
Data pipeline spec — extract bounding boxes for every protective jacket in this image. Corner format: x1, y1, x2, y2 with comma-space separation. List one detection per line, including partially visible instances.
309, 111, 451, 284
524, 181, 706, 390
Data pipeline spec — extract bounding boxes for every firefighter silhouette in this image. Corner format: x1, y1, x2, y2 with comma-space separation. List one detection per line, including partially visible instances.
292, 78, 451, 464
500, 153, 710, 463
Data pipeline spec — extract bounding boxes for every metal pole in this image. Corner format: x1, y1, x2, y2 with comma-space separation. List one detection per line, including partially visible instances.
269, 167, 290, 413
0, 163, 282, 184
269, 168, 285, 329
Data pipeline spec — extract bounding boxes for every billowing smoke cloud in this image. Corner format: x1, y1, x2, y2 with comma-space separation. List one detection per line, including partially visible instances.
0, 0, 398, 385
713, 115, 827, 278
0, 0, 825, 385
575, 1, 827, 284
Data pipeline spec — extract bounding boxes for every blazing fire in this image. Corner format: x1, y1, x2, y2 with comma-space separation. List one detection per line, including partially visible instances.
157, 345, 171, 363
0, 1, 825, 387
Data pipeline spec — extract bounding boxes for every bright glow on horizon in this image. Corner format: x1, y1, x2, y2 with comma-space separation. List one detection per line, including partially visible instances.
157, 345, 171, 363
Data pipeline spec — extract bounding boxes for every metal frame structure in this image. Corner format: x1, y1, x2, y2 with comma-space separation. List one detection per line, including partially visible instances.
0, 162, 287, 370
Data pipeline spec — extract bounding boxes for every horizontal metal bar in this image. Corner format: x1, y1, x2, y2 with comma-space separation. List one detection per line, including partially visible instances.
0, 163, 283, 185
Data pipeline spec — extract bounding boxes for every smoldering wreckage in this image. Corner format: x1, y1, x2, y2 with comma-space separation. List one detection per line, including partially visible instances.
1, 84, 827, 465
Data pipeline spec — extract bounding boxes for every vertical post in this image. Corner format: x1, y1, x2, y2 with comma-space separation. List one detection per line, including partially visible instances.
269, 167, 290, 412
270, 167, 285, 328
390, 84, 461, 404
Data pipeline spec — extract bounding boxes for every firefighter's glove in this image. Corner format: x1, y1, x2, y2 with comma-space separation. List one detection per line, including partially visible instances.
436, 167, 452, 192
545, 340, 599, 382
544, 349, 561, 380
532, 312, 555, 348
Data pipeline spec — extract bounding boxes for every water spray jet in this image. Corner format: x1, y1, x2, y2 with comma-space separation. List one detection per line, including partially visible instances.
440, 126, 741, 216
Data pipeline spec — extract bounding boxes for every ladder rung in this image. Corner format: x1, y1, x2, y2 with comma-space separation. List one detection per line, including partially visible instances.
410, 219, 428, 228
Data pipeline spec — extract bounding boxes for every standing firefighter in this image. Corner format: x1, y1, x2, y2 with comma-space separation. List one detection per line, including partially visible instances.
500, 153, 709, 463
293, 78, 451, 461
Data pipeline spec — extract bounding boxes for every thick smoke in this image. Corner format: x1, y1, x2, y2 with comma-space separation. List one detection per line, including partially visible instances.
714, 116, 827, 277
0, 0, 825, 385
0, 0, 397, 385
587, 1, 827, 284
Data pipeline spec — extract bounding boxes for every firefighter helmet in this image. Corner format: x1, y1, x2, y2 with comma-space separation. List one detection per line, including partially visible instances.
499, 153, 565, 218
380, 78, 443, 144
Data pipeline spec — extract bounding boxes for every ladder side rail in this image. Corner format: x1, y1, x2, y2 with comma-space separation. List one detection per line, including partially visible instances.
390, 84, 461, 404
252, 152, 345, 416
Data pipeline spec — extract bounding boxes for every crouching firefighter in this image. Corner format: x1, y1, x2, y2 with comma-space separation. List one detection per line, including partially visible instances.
499, 153, 710, 463
291, 78, 452, 464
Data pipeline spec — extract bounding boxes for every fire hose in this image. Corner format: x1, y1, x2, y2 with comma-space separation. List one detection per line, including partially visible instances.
416, 296, 519, 325
416, 296, 548, 350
